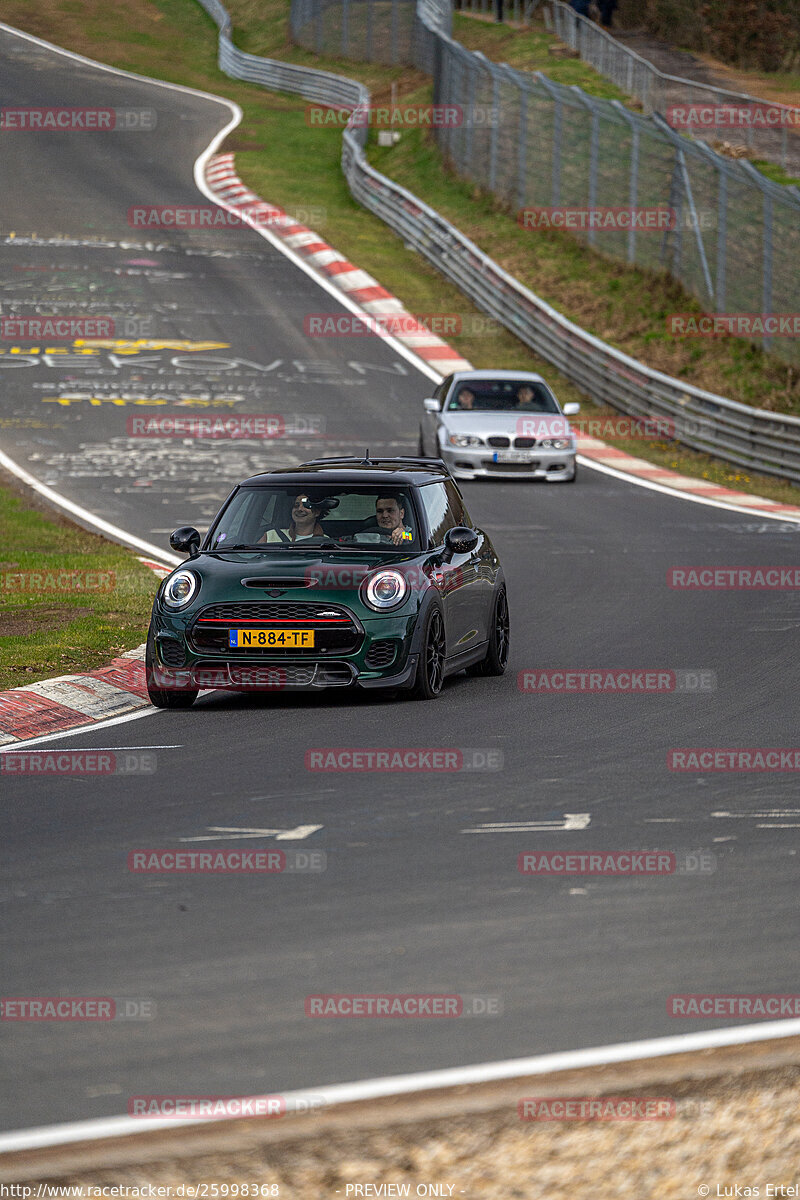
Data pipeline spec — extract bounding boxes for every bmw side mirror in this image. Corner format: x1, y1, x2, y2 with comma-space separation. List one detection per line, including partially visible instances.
423, 398, 440, 412
562, 402, 580, 415
443, 526, 479, 559
170, 526, 201, 558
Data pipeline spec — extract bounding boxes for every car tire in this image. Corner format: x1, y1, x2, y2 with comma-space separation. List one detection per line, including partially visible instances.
145, 632, 198, 709
410, 606, 446, 700
563, 463, 578, 483
467, 586, 509, 677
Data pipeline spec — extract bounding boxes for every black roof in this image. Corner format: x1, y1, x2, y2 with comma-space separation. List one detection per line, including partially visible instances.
240, 457, 451, 487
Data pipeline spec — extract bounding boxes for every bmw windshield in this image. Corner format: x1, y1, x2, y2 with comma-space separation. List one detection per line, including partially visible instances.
446, 379, 560, 412
206, 485, 422, 551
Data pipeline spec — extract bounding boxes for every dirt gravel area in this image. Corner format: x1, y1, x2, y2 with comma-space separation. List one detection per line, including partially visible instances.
4, 1039, 799, 1199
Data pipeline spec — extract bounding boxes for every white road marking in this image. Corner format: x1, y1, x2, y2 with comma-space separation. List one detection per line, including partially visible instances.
2, 1019, 799, 1151
0, 745, 181, 751
712, 810, 800, 817
711, 809, 800, 829
179, 825, 323, 842
576, 455, 800, 523
462, 813, 591, 834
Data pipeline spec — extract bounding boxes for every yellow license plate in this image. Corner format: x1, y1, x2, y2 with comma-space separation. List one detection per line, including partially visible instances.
228, 628, 315, 648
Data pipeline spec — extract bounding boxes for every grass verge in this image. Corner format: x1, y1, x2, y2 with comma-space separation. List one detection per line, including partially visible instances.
0, 0, 799, 510
0, 480, 158, 692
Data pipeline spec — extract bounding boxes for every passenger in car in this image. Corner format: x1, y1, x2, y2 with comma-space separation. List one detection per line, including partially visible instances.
451, 387, 475, 410
262, 494, 326, 542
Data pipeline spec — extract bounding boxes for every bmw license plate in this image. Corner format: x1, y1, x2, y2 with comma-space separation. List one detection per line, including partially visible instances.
493, 450, 537, 464
229, 628, 315, 648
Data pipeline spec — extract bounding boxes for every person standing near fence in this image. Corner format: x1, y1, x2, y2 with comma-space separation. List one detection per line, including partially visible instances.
598, 0, 617, 27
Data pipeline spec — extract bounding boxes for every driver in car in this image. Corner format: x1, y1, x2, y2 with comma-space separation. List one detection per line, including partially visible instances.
352, 496, 413, 545
516, 384, 545, 410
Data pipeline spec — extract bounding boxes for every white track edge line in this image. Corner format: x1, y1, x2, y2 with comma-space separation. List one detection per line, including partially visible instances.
1, 1019, 799, 1152
0, 447, 182, 564
576, 454, 800, 523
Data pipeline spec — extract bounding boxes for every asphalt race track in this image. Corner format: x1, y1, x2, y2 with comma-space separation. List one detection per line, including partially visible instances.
1, 23, 799, 1133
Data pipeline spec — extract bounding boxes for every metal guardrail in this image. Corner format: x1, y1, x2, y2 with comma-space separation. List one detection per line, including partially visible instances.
548, 0, 800, 175
193, 0, 800, 485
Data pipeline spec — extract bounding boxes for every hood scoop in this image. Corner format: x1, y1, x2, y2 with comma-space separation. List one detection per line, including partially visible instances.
242, 577, 316, 591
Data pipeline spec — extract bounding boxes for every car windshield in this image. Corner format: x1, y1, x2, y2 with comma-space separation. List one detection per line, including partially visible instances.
446, 379, 559, 413
207, 485, 421, 551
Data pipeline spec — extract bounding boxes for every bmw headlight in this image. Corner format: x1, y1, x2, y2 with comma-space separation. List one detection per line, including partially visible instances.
448, 434, 484, 447
362, 570, 408, 611
162, 569, 199, 610
540, 438, 572, 450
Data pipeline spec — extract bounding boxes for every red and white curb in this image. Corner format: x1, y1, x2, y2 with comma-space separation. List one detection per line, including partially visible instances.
0, 560, 170, 747
205, 153, 800, 523
204, 153, 472, 377
0, 646, 148, 747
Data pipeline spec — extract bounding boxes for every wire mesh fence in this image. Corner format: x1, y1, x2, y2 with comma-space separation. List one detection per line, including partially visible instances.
547, 0, 800, 176
291, 0, 800, 370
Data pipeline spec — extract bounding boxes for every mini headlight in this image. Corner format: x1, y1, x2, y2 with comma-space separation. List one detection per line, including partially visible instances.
363, 569, 408, 611
162, 569, 199, 609
541, 438, 571, 449
448, 434, 484, 447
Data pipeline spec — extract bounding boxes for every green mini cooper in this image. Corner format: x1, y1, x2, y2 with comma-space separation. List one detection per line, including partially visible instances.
146, 456, 509, 706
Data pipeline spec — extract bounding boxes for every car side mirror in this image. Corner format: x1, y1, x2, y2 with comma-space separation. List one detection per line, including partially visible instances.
423, 398, 440, 413
170, 526, 201, 558
562, 402, 580, 415
443, 526, 479, 559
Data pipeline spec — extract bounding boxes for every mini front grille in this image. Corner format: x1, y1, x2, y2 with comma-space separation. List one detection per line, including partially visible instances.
197, 602, 350, 622
190, 601, 361, 657
364, 640, 397, 668
486, 436, 511, 448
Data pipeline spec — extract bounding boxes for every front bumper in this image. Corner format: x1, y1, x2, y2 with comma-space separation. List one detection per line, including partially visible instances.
440, 444, 576, 481
150, 609, 420, 692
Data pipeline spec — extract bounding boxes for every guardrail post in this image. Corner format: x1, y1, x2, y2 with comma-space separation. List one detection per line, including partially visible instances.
571, 86, 599, 248
315, 0, 324, 54
716, 164, 727, 313
517, 84, 528, 211
488, 70, 500, 193
762, 191, 774, 358
612, 100, 639, 265
391, 0, 400, 64
465, 59, 476, 176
